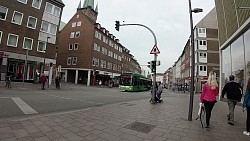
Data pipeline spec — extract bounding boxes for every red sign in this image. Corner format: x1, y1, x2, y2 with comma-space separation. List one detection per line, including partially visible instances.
150, 45, 160, 54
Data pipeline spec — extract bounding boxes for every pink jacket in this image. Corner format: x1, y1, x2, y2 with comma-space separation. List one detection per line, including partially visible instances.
200, 83, 219, 102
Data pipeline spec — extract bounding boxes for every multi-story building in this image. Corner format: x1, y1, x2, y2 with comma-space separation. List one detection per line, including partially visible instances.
214, 0, 250, 96
0, 0, 64, 82
193, 8, 219, 92
167, 8, 219, 93
57, 0, 141, 86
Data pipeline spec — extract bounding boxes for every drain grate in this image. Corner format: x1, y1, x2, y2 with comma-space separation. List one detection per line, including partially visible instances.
124, 121, 156, 133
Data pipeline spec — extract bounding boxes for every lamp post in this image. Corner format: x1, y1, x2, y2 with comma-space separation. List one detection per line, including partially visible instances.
188, 0, 202, 121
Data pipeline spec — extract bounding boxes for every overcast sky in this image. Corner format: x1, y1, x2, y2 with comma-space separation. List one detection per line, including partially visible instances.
61, 0, 215, 73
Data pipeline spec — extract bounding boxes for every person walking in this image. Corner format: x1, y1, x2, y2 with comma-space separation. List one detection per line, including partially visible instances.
200, 71, 219, 130
55, 76, 61, 89
243, 78, 250, 136
39, 73, 47, 90
221, 75, 243, 125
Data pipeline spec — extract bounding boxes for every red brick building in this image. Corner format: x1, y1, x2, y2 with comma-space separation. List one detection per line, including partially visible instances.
0, 0, 64, 83
57, 0, 141, 86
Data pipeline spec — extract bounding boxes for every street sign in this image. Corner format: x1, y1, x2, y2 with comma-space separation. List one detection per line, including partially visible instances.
150, 45, 160, 54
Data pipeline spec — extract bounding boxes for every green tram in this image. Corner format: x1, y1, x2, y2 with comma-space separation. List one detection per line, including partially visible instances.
119, 72, 152, 92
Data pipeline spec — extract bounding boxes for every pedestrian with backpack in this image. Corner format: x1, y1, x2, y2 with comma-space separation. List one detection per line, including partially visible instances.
221, 75, 243, 125
243, 78, 250, 136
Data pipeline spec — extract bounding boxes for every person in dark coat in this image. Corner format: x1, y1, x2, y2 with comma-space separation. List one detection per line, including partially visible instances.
55, 76, 61, 89
222, 75, 243, 125
39, 73, 47, 90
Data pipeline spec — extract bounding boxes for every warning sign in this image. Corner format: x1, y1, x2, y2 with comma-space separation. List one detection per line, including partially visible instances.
150, 45, 160, 54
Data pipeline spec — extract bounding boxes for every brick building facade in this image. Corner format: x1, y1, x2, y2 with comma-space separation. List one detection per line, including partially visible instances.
0, 0, 64, 83
57, 0, 141, 86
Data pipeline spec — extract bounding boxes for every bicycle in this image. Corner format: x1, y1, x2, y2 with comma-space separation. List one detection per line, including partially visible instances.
196, 102, 205, 128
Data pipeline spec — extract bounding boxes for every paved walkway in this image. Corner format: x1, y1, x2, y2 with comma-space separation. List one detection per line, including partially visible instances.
0, 83, 249, 141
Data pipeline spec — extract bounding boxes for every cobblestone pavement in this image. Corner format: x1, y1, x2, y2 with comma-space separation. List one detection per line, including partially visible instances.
0, 82, 249, 141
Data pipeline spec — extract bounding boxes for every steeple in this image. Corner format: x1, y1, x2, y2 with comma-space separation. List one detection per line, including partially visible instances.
83, 0, 94, 10
95, 2, 98, 13
77, 0, 81, 9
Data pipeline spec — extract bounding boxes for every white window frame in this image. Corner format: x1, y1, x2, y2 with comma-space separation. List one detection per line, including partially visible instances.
0, 31, 2, 44
0, 6, 8, 21
12, 11, 23, 25
199, 52, 207, 58
72, 57, 77, 65
198, 28, 206, 34
27, 16, 37, 29
67, 57, 72, 65
17, 0, 28, 4
32, 0, 42, 9
72, 22, 76, 27
45, 2, 61, 17
37, 41, 46, 52
75, 31, 80, 38
199, 40, 207, 46
77, 21, 81, 26
92, 57, 95, 66
41, 21, 49, 32
199, 65, 207, 71
69, 44, 73, 50
7, 33, 19, 47
74, 43, 78, 50
23, 37, 33, 50
70, 32, 75, 38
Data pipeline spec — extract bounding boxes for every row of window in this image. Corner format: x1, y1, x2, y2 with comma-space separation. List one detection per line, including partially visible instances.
95, 31, 123, 52
67, 57, 77, 65
0, 31, 47, 52
16, 0, 61, 17
72, 21, 82, 27
70, 31, 80, 38
93, 43, 122, 61
69, 43, 78, 50
0, 5, 58, 35
92, 57, 122, 71
199, 65, 207, 71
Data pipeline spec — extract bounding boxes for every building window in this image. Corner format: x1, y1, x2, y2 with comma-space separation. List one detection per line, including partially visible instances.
0, 6, 8, 20
70, 32, 75, 38
17, 0, 27, 4
199, 52, 207, 58
12, 11, 23, 25
98, 33, 101, 40
32, 0, 42, 9
75, 31, 80, 38
198, 28, 206, 34
103, 61, 106, 68
95, 31, 98, 38
7, 33, 18, 47
27, 16, 37, 29
92, 57, 95, 66
93, 43, 97, 50
72, 57, 77, 65
67, 57, 72, 65
77, 21, 81, 26
0, 31, 2, 44
74, 43, 78, 50
45, 2, 61, 17
23, 37, 33, 50
72, 22, 76, 27
69, 44, 73, 50
76, 15, 79, 18
199, 40, 207, 46
41, 21, 49, 32
50, 23, 57, 35
37, 41, 46, 52
199, 65, 207, 71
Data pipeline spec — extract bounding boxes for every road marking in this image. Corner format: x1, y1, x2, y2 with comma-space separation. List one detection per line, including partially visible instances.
35, 91, 104, 105
11, 97, 38, 115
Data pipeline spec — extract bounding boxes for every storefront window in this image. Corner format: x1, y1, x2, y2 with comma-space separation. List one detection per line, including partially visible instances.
231, 36, 244, 88
222, 46, 231, 87
244, 29, 250, 83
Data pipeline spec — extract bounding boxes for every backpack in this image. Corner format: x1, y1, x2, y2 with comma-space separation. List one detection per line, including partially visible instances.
235, 85, 242, 102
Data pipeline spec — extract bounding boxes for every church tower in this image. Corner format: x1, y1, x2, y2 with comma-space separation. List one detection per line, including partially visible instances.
77, 0, 98, 22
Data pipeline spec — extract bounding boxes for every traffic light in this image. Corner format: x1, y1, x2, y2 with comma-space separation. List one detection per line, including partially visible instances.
115, 21, 120, 31
151, 61, 156, 73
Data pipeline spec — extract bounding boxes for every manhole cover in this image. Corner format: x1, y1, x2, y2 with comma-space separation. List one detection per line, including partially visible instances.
124, 121, 156, 133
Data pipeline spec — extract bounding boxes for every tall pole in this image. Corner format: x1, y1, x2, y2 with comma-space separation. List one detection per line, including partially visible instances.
188, 0, 195, 121
120, 23, 158, 103
22, 49, 29, 87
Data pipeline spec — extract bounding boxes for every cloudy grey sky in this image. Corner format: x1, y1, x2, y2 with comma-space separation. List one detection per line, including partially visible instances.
61, 0, 215, 73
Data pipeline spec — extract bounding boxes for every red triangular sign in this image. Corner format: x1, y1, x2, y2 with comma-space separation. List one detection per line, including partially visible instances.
150, 45, 160, 54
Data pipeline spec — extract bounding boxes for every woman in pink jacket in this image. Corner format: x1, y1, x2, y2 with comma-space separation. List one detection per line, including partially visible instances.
200, 71, 219, 130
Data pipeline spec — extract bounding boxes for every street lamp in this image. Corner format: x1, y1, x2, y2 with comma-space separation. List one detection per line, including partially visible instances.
188, 0, 202, 121
22, 49, 29, 87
